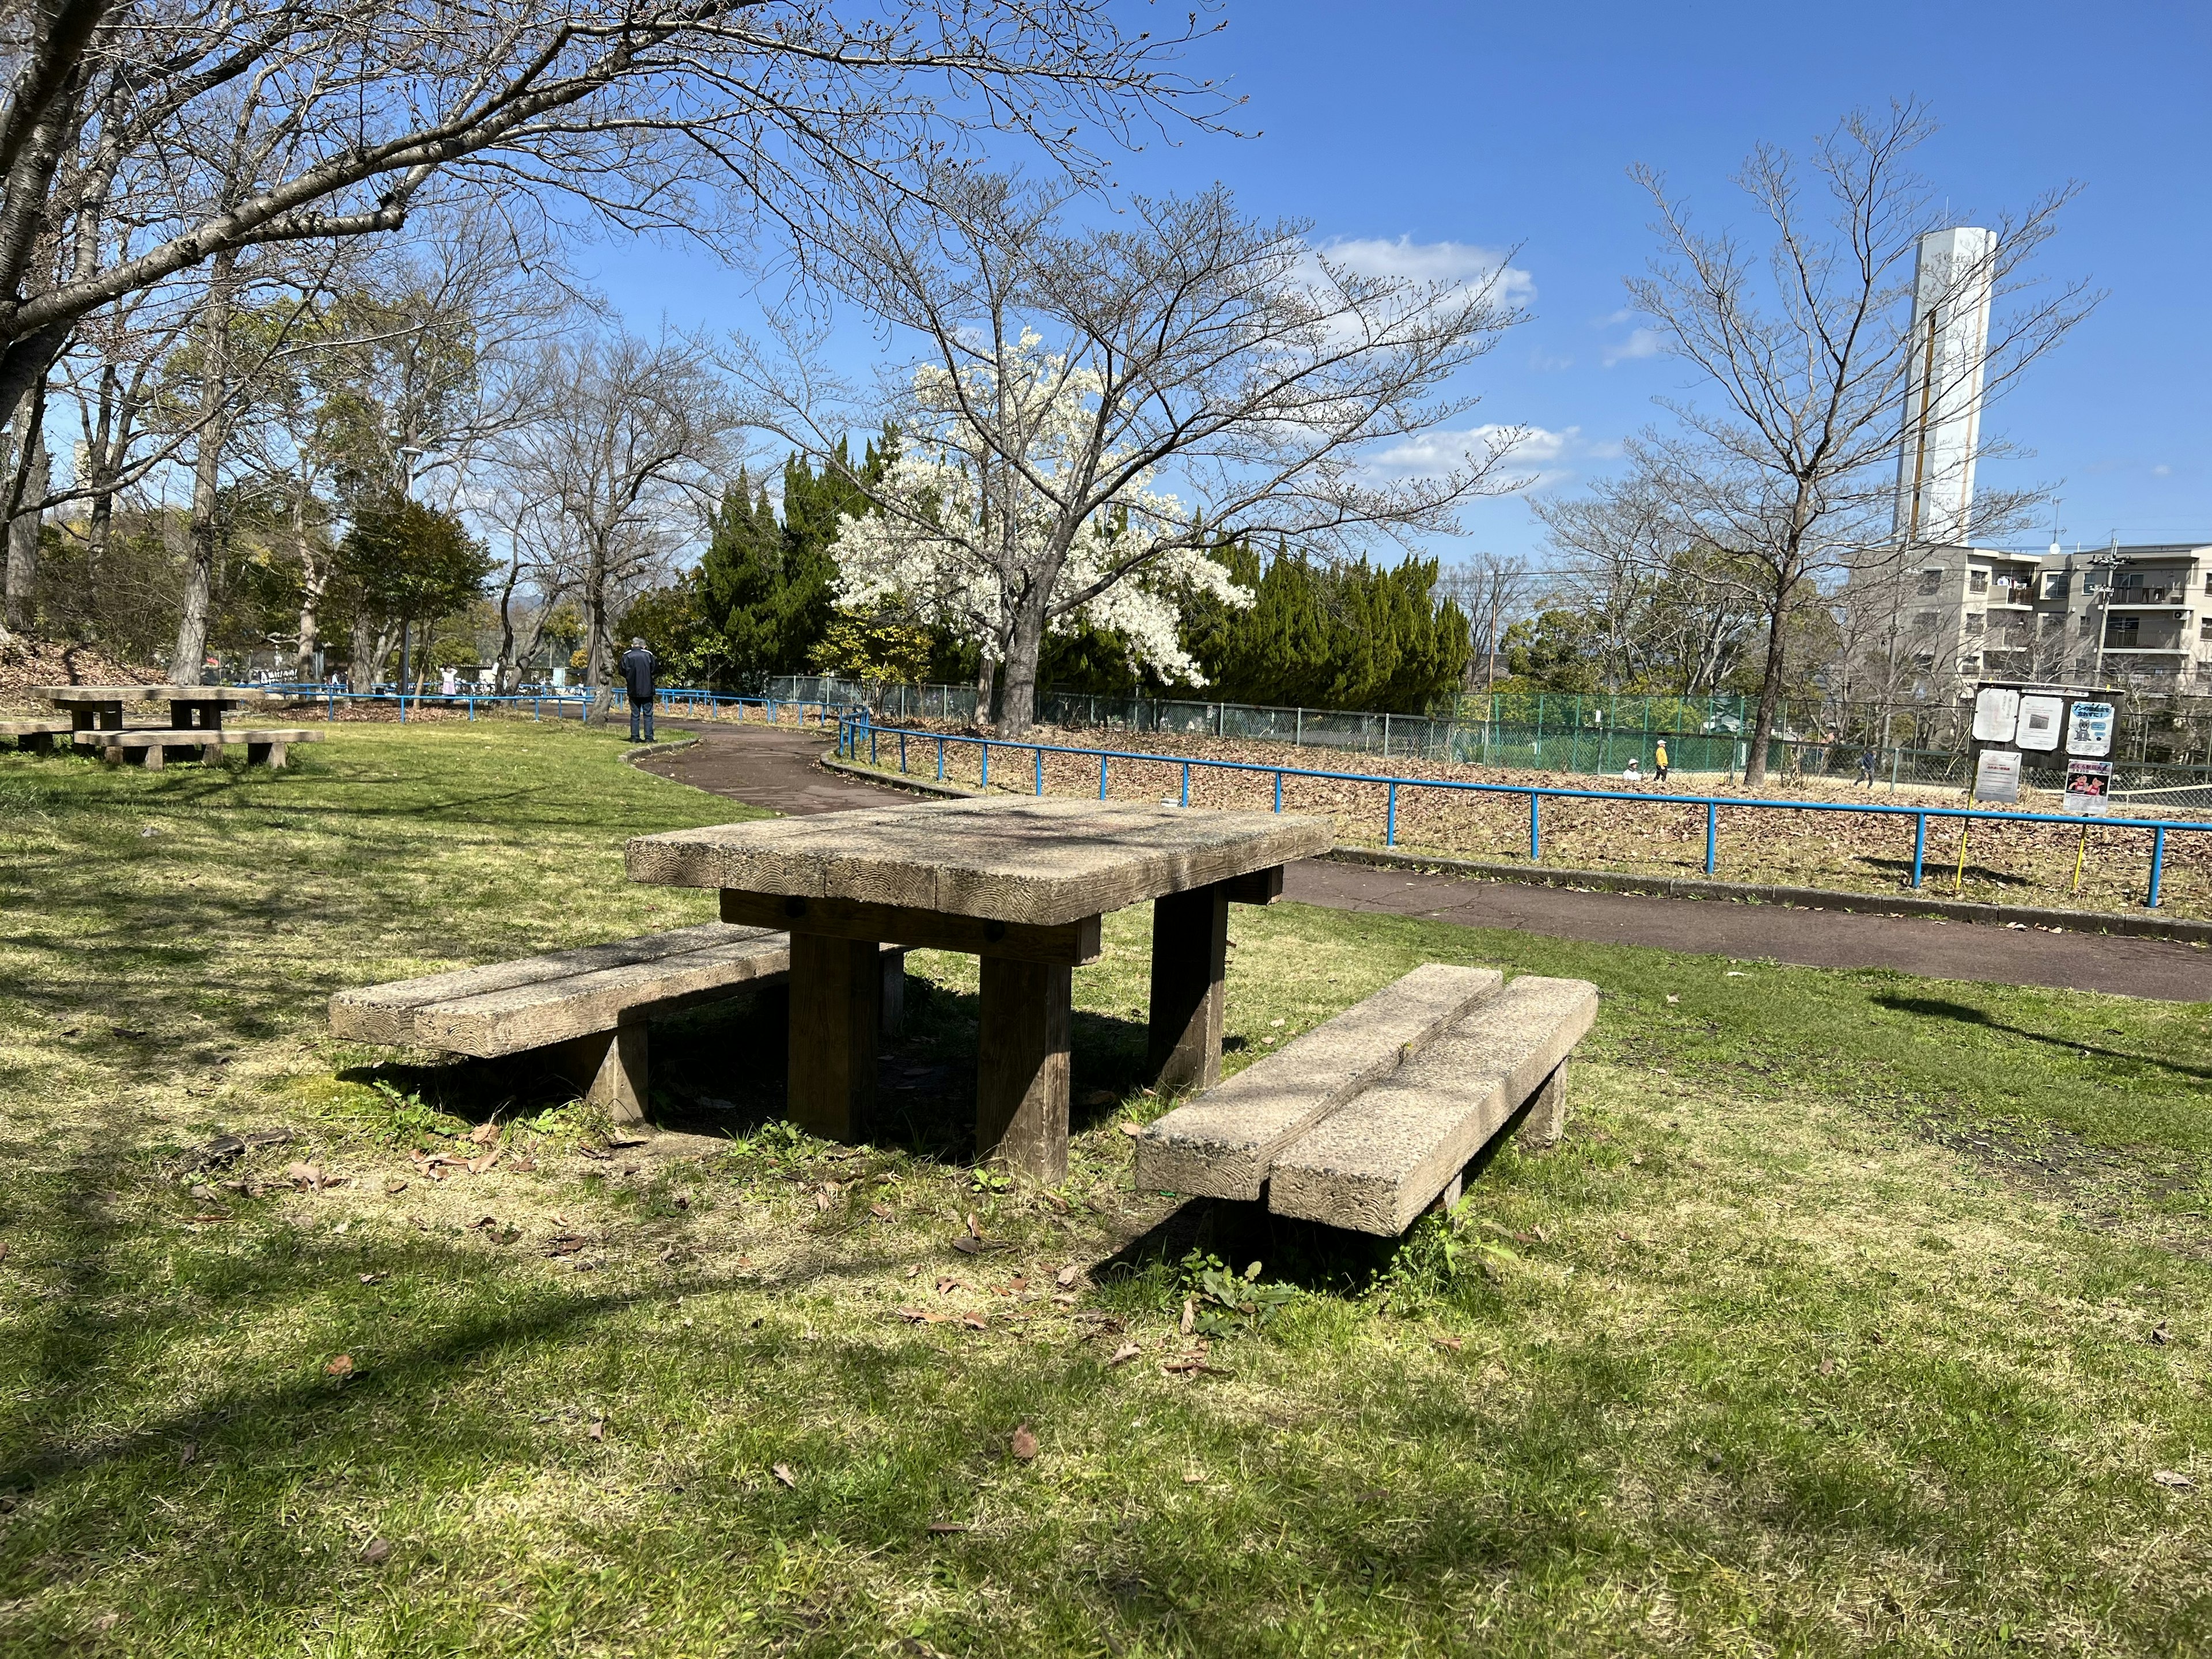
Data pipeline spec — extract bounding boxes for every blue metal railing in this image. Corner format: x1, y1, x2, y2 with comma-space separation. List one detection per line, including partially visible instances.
837, 714, 2210, 910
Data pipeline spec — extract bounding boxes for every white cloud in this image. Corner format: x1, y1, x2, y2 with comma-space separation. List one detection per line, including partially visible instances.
2153, 463, 2173, 478
1310, 237, 1535, 307
1365, 422, 1588, 493
1601, 327, 1662, 368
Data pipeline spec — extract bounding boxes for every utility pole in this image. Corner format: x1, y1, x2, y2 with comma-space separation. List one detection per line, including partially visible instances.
2089, 537, 2123, 690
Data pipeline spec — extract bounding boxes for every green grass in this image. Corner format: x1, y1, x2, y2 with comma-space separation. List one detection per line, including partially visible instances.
2, 723, 2211, 1656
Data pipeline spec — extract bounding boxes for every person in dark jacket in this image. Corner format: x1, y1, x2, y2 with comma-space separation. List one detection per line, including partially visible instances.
620, 637, 657, 741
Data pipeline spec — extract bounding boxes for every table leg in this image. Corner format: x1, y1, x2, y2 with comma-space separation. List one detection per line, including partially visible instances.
1146, 882, 1229, 1092
976, 957, 1070, 1183
787, 932, 881, 1141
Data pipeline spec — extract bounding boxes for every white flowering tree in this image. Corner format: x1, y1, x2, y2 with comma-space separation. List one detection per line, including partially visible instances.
733, 168, 1528, 734
828, 332, 1250, 698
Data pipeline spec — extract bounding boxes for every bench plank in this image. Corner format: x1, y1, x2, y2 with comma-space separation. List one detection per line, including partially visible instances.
329, 924, 771, 1046
1133, 964, 1503, 1201
415, 929, 802, 1055
1266, 976, 1597, 1235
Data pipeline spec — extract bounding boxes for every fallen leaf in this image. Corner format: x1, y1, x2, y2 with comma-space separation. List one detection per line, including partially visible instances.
189, 1212, 230, 1224
361, 1538, 393, 1565
1664, 994, 1679, 1005
1055, 1264, 1081, 1289
1077, 1088, 1115, 1108
0, 1241, 9, 1264
1182, 1471, 1206, 1484
190, 1182, 217, 1201
467, 1147, 504, 1175
286, 1161, 324, 1192
1118, 1122, 1143, 1138
509, 1157, 537, 1173
607, 1136, 647, 1150
951, 1236, 983, 1256
358, 1271, 388, 1285
1180, 1296, 1196, 1336
384, 1179, 408, 1195
1108, 1342, 1141, 1366
960, 1313, 988, 1331
469, 1215, 499, 1230
468, 1122, 498, 1146
926, 1521, 969, 1535
587, 1419, 605, 1442
2153, 1469, 2195, 1490
1052, 1291, 1078, 1305
1431, 1335, 1463, 1353
870, 1203, 893, 1221
896, 1306, 949, 1324
966, 1212, 982, 1239
903, 1263, 922, 1279
93, 1612, 120, 1633
935, 1276, 961, 1295
1160, 1357, 1233, 1377
325, 1354, 354, 1379
813, 1188, 832, 1211
1010, 1424, 1039, 1462
1005, 1275, 1028, 1293
546, 1235, 586, 1256
2150, 1321, 2172, 1346
1818, 1356, 1836, 1376
772, 1463, 797, 1488
178, 1440, 197, 1467
577, 1146, 611, 1162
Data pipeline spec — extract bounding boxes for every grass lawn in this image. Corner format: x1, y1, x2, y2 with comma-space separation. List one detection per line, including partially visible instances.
2, 721, 2210, 1656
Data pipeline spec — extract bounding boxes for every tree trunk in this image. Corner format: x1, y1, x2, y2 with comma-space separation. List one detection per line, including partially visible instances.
996, 587, 1052, 739
5, 380, 48, 633
1743, 573, 1792, 787
584, 539, 617, 725
172, 250, 238, 686
291, 498, 326, 681
971, 649, 997, 732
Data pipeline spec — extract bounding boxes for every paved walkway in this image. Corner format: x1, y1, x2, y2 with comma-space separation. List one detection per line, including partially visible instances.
642, 724, 2212, 1002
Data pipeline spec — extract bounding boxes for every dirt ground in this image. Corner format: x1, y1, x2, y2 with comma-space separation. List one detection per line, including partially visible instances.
638, 723, 2212, 1002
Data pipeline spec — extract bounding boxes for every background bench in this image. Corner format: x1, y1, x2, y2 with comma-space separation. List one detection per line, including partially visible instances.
75, 728, 323, 769
1135, 966, 1598, 1235
331, 923, 906, 1124
0, 718, 70, 753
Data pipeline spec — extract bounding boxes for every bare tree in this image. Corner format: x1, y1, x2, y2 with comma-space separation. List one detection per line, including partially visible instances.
0, 0, 1228, 433
1613, 100, 2093, 782
490, 329, 737, 715
736, 169, 1527, 735
1438, 551, 1535, 696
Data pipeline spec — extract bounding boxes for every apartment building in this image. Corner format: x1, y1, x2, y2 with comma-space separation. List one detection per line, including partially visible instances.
1881, 541, 2212, 694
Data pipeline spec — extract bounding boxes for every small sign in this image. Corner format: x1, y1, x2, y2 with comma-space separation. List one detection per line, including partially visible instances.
2017, 694, 2064, 752
1972, 687, 2020, 744
2067, 700, 2115, 757
2061, 759, 2113, 816
1973, 748, 2022, 804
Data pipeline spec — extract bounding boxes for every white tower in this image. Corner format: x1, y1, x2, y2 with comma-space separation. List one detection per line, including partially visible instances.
1892, 226, 1995, 547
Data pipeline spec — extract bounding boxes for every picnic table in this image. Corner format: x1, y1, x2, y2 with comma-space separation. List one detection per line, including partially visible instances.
33, 683, 282, 731
31, 683, 319, 769
627, 797, 1335, 1180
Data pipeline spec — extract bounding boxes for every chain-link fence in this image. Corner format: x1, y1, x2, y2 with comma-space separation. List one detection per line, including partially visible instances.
767, 676, 2212, 800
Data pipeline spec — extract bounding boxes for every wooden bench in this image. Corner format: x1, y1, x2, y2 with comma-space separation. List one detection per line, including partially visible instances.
1, 718, 71, 753
1134, 967, 1598, 1236
329, 923, 907, 1124
74, 727, 324, 769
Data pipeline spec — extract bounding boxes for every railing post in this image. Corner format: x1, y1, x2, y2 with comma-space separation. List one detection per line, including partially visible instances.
1386, 783, 1398, 846
980, 741, 990, 790
937, 736, 945, 782
1274, 771, 1283, 813
869, 724, 878, 765
1705, 801, 1717, 875
1529, 792, 1541, 862
2149, 825, 2167, 908
1911, 813, 1927, 888
1099, 756, 1109, 800
1036, 745, 1044, 796
899, 731, 907, 774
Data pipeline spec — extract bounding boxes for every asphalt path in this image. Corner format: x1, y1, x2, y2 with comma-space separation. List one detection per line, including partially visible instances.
639, 723, 2212, 1002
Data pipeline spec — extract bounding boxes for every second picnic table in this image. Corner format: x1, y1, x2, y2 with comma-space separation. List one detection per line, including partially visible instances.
626, 797, 1334, 1180
31, 683, 320, 768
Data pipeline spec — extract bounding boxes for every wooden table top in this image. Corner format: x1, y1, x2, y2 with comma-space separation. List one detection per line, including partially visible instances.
627, 798, 1335, 926
32, 684, 282, 704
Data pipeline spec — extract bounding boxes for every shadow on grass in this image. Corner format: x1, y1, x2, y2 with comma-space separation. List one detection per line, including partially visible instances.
1874, 994, 2212, 1083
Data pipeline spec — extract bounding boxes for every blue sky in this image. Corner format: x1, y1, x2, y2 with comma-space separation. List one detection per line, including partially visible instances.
582, 0, 2210, 566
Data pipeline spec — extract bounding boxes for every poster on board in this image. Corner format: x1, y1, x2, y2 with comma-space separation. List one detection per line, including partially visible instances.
2017, 694, 2064, 751
2061, 759, 2113, 816
1972, 687, 2020, 744
1973, 748, 2022, 804
2067, 700, 2115, 756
